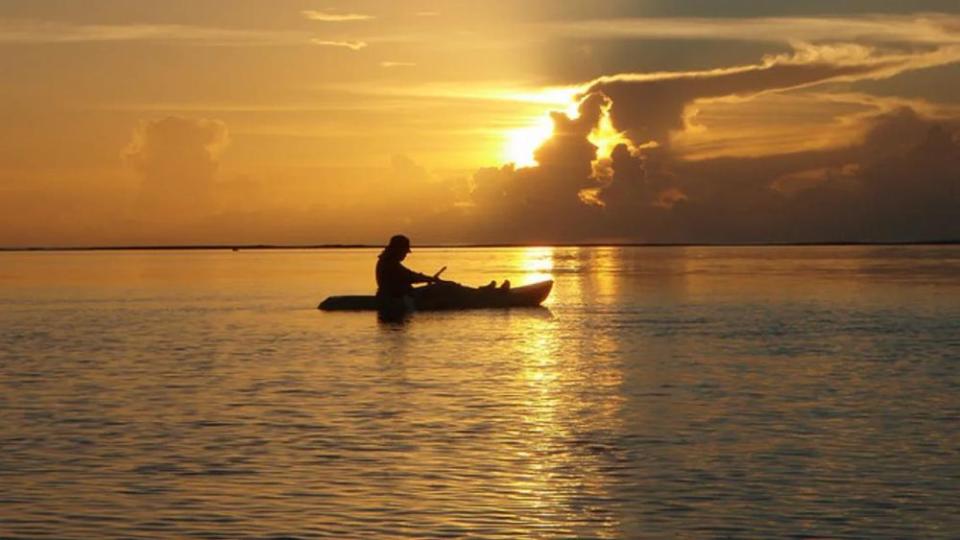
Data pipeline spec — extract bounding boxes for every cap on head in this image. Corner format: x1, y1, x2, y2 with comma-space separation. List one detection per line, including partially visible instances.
387, 234, 411, 253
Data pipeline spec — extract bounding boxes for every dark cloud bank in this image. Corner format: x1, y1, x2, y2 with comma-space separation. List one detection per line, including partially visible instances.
421, 52, 960, 245
454, 103, 960, 244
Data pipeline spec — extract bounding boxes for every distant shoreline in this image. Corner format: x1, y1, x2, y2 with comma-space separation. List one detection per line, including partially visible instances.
2, 240, 959, 252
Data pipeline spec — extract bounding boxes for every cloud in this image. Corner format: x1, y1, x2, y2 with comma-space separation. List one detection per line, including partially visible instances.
301, 10, 374, 22
0, 20, 307, 45
311, 39, 367, 50
673, 91, 960, 160
456, 103, 960, 243
542, 14, 960, 45
460, 94, 611, 242
125, 116, 229, 219
582, 43, 960, 148
441, 36, 960, 243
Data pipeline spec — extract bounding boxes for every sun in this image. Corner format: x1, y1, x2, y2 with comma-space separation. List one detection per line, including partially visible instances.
503, 115, 555, 168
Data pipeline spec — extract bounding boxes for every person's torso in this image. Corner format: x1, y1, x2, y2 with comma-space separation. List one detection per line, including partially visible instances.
376, 257, 412, 297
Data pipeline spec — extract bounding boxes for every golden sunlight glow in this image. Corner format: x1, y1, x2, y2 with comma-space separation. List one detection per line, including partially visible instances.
588, 100, 633, 161
503, 94, 632, 170
502, 87, 583, 110
501, 87, 584, 168
517, 246, 555, 286
504, 115, 555, 168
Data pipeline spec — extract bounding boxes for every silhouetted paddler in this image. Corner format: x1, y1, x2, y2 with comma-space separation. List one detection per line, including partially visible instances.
375, 234, 439, 299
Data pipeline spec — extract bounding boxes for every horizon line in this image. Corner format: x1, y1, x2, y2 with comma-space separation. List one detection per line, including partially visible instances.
2, 240, 959, 252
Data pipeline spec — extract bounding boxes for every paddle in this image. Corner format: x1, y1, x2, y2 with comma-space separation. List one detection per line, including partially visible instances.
429, 266, 463, 288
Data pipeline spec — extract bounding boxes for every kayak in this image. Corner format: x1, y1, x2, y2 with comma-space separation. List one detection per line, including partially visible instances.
318, 280, 553, 311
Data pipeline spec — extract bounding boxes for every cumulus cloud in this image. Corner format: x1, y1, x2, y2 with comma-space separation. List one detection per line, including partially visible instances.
125, 116, 229, 219
457, 104, 960, 243
461, 94, 611, 242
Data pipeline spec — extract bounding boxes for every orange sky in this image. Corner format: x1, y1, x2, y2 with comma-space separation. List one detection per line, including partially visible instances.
1, 1, 959, 246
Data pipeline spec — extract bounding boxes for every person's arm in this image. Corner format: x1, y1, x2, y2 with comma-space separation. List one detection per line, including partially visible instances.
401, 265, 436, 284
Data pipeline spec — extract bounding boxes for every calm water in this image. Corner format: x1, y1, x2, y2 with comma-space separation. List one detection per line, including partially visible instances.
1, 246, 958, 539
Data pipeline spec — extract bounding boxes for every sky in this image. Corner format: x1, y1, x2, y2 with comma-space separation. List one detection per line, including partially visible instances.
1, 0, 959, 246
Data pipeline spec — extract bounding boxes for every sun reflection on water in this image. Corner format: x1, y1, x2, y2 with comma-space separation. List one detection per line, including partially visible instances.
500, 290, 624, 536
516, 246, 555, 286
514, 316, 574, 523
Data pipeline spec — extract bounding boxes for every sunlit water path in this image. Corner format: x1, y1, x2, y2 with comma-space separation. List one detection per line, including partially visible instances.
1, 246, 958, 538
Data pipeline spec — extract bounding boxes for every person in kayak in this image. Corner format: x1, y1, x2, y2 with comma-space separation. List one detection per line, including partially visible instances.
375, 234, 441, 299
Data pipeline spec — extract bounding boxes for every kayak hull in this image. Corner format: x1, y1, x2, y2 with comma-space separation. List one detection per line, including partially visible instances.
318, 280, 553, 311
